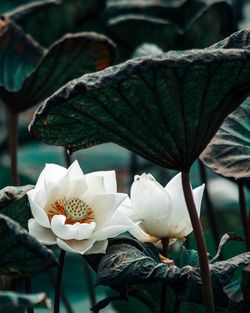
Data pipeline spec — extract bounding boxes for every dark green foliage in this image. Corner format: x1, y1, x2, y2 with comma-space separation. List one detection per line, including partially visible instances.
0, 291, 50, 313
8, 0, 107, 47
30, 47, 250, 170
89, 238, 250, 312
0, 214, 57, 276
0, 18, 43, 92
0, 19, 116, 112
105, 0, 235, 57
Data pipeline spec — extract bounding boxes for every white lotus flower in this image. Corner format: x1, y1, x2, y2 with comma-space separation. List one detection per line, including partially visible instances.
27, 160, 134, 254
121, 173, 205, 243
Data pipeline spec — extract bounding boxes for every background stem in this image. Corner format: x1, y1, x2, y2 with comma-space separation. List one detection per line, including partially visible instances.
161, 238, 169, 313
82, 258, 96, 307
181, 171, 214, 313
238, 181, 250, 251
25, 277, 34, 313
8, 110, 19, 186
198, 161, 220, 249
54, 250, 66, 313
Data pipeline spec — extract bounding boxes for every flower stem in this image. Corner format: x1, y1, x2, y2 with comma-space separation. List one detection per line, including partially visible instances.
198, 161, 220, 250
8, 110, 19, 186
54, 249, 66, 313
181, 171, 214, 313
25, 277, 34, 313
238, 181, 250, 251
161, 238, 169, 313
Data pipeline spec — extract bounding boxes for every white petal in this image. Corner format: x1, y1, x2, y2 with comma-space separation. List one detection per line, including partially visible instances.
85, 170, 117, 193
93, 210, 135, 240
51, 215, 96, 240
28, 218, 56, 245
92, 193, 127, 228
83, 175, 106, 204
165, 173, 204, 238
193, 184, 205, 218
131, 173, 172, 238
85, 240, 108, 254
129, 224, 159, 243
118, 198, 141, 223
27, 193, 50, 228
57, 238, 95, 254
57, 160, 88, 199
35, 163, 67, 189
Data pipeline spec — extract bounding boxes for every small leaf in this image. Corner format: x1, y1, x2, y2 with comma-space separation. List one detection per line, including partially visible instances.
174, 247, 199, 268
0, 214, 57, 276
0, 18, 43, 91
9, 0, 107, 47
200, 99, 250, 180
0, 185, 32, 209
30, 47, 250, 171
210, 233, 245, 264
0, 291, 50, 313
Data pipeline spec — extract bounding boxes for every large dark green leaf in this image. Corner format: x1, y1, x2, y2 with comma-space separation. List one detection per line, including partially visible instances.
8, 0, 107, 47
0, 18, 43, 91
0, 214, 57, 275
0, 31, 116, 112
200, 99, 250, 180
30, 48, 250, 171
0, 291, 50, 313
91, 238, 250, 312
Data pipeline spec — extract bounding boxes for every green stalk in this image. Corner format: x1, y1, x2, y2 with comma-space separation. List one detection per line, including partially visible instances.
8, 110, 19, 185
54, 250, 66, 313
238, 181, 250, 251
181, 171, 214, 313
160, 238, 169, 313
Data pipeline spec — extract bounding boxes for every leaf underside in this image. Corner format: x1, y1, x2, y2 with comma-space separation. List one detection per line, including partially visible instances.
30, 47, 250, 170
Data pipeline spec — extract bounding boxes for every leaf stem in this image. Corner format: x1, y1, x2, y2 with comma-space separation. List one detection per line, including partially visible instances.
161, 238, 169, 313
181, 171, 214, 313
238, 181, 250, 251
8, 110, 19, 185
198, 161, 220, 250
25, 277, 34, 313
82, 258, 96, 307
54, 249, 66, 313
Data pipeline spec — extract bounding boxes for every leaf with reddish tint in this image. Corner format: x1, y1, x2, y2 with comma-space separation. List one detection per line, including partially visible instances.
30, 47, 250, 171
0, 24, 116, 112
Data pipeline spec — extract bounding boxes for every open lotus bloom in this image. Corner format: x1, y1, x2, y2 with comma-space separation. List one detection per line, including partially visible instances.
28, 160, 135, 254
121, 173, 205, 243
